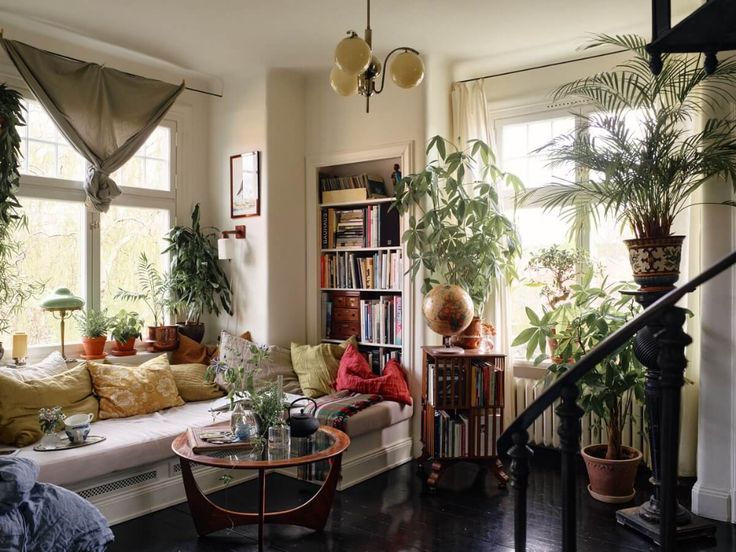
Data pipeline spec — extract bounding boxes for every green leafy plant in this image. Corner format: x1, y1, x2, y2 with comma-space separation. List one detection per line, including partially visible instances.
525, 34, 736, 239
513, 273, 644, 460
76, 308, 113, 338
164, 204, 232, 325
250, 380, 284, 432
393, 136, 523, 316
115, 252, 173, 327
526, 245, 594, 310
0, 84, 24, 225
110, 310, 144, 343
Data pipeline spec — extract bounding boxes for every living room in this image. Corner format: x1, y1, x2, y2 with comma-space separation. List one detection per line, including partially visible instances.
0, 1, 735, 551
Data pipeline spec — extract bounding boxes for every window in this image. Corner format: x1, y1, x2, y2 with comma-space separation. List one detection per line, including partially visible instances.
497, 112, 632, 353
4, 98, 177, 349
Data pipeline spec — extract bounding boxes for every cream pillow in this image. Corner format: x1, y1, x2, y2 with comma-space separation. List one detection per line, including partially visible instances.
87, 355, 184, 419
170, 363, 225, 402
218, 332, 302, 394
0, 351, 71, 382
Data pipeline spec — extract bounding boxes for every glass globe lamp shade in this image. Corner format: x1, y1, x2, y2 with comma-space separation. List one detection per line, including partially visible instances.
335, 34, 372, 76
390, 51, 425, 89
330, 65, 359, 96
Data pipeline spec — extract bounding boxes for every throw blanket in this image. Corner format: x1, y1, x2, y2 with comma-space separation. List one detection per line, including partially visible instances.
297, 391, 382, 480
0, 457, 114, 552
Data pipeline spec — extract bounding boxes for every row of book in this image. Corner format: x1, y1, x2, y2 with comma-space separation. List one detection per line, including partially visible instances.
319, 173, 386, 195
360, 295, 402, 346
433, 410, 501, 458
366, 350, 401, 375
320, 250, 402, 290
321, 204, 400, 249
427, 360, 502, 408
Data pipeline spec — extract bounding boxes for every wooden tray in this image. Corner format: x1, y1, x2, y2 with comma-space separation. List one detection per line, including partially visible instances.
187, 425, 259, 455
33, 435, 106, 452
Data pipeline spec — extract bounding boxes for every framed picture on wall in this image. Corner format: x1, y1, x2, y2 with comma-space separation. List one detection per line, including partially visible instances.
230, 151, 261, 218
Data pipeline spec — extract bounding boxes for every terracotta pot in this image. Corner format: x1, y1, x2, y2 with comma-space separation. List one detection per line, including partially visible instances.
177, 322, 205, 343
82, 336, 107, 358
113, 337, 137, 352
152, 325, 179, 351
146, 326, 157, 341
582, 444, 642, 503
450, 316, 482, 349
624, 235, 685, 292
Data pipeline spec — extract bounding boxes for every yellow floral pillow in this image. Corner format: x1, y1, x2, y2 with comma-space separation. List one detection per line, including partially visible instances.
87, 355, 184, 419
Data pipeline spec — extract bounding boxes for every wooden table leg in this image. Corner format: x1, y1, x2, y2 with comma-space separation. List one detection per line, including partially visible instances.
178, 454, 343, 538
492, 456, 509, 488
258, 468, 265, 552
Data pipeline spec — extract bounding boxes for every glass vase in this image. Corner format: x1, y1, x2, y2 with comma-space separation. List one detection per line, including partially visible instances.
230, 401, 258, 442
40, 430, 61, 449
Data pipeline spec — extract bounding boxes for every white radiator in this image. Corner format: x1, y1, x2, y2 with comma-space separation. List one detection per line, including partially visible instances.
512, 363, 650, 463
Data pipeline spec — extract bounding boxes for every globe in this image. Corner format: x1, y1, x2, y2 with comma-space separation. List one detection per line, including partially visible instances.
422, 284, 474, 337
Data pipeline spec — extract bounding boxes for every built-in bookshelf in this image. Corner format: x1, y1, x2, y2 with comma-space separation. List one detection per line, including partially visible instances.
307, 146, 413, 377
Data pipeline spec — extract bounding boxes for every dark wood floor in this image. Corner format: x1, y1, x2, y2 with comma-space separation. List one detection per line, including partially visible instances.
110, 452, 735, 552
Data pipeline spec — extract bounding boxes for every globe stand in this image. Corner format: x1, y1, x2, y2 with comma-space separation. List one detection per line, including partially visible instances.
428, 335, 464, 355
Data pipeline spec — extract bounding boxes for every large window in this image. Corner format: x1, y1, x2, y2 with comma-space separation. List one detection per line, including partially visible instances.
497, 112, 632, 353
4, 98, 176, 348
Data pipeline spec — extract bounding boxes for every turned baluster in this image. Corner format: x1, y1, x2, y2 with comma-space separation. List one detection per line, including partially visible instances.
509, 430, 533, 552
556, 383, 584, 552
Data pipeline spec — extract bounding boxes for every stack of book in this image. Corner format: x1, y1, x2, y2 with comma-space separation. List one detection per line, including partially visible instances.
470, 361, 503, 407
360, 295, 402, 345
427, 362, 466, 407
365, 350, 401, 375
321, 204, 399, 249
320, 250, 402, 289
320, 173, 387, 201
433, 411, 470, 458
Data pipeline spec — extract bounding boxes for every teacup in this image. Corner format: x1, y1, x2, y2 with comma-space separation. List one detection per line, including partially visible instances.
64, 413, 93, 444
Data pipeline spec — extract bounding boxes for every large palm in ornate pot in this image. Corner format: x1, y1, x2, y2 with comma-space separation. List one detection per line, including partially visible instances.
528, 34, 736, 292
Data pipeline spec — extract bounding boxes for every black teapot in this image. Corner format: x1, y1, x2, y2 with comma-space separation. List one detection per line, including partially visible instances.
288, 398, 319, 438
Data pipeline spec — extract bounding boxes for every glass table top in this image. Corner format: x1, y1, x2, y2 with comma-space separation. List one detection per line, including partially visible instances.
199, 428, 337, 463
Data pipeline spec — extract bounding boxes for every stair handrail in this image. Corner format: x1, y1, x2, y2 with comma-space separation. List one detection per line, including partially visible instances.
498, 248, 736, 454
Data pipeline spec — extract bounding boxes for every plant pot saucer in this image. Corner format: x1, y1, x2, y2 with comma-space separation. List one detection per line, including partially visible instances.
110, 350, 137, 357
80, 352, 107, 360
587, 484, 636, 504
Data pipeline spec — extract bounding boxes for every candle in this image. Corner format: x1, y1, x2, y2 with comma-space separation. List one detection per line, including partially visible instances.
12, 332, 27, 361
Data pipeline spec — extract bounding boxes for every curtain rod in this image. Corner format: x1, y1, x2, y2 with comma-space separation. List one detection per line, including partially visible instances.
458, 48, 627, 84
0, 30, 223, 98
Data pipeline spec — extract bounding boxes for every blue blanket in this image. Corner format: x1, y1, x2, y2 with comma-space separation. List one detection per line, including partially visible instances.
0, 457, 113, 552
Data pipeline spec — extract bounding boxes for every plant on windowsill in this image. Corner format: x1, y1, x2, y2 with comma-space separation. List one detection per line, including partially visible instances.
513, 272, 645, 502
0, 84, 44, 361
110, 310, 144, 356
76, 308, 113, 360
393, 135, 523, 348
115, 252, 179, 351
524, 34, 736, 292
164, 204, 232, 344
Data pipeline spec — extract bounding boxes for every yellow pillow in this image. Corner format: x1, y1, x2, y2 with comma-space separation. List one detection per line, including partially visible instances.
87, 355, 184, 419
0, 365, 99, 447
170, 363, 224, 402
290, 336, 357, 398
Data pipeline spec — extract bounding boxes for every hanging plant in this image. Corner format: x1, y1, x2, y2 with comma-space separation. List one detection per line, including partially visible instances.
0, 84, 24, 224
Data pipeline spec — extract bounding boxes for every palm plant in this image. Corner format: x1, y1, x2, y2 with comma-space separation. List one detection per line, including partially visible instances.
115, 252, 173, 327
525, 34, 736, 239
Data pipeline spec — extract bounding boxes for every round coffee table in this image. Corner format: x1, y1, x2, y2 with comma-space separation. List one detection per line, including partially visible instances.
172, 425, 350, 551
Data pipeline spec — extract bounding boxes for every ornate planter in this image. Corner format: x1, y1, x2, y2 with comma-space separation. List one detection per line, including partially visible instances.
624, 235, 685, 291
582, 444, 642, 503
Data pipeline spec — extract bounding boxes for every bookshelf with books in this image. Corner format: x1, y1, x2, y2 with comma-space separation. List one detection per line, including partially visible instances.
311, 153, 408, 377
420, 347, 508, 490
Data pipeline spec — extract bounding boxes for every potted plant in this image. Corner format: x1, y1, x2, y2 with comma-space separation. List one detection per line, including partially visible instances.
393, 136, 522, 347
115, 252, 178, 351
76, 308, 113, 360
514, 273, 645, 502
110, 310, 144, 356
526, 34, 736, 290
164, 204, 232, 343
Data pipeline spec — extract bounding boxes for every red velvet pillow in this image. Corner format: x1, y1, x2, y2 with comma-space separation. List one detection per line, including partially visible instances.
336, 344, 412, 405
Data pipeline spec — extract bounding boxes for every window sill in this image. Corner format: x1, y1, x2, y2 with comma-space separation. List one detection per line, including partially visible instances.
21, 343, 164, 365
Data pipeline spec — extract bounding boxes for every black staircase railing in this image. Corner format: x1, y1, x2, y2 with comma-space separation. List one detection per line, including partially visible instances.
498, 249, 736, 552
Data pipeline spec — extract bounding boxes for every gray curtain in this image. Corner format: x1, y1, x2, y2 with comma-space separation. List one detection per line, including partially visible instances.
1, 39, 184, 212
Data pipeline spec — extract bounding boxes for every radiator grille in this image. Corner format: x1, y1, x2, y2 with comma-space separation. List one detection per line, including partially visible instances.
76, 470, 157, 499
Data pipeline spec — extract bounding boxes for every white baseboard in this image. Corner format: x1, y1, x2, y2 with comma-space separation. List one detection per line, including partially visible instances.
338, 436, 413, 490
691, 482, 732, 522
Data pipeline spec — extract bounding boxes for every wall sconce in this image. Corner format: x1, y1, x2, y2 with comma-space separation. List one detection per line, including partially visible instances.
218, 225, 246, 260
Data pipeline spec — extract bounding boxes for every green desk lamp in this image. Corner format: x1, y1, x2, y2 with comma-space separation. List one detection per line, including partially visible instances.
41, 287, 84, 360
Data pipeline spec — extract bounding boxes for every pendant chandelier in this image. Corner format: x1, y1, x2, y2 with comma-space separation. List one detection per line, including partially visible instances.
330, 0, 424, 113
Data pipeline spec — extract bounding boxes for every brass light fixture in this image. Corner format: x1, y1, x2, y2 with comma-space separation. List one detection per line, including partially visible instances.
330, 0, 424, 113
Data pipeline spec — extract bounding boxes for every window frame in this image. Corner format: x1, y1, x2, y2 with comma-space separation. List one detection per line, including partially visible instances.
13, 94, 178, 357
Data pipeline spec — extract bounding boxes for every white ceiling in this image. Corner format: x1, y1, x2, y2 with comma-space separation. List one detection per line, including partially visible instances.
0, 0, 703, 80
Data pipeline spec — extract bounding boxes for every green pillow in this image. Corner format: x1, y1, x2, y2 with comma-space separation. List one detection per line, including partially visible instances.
0, 365, 99, 447
170, 363, 225, 402
290, 336, 358, 398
